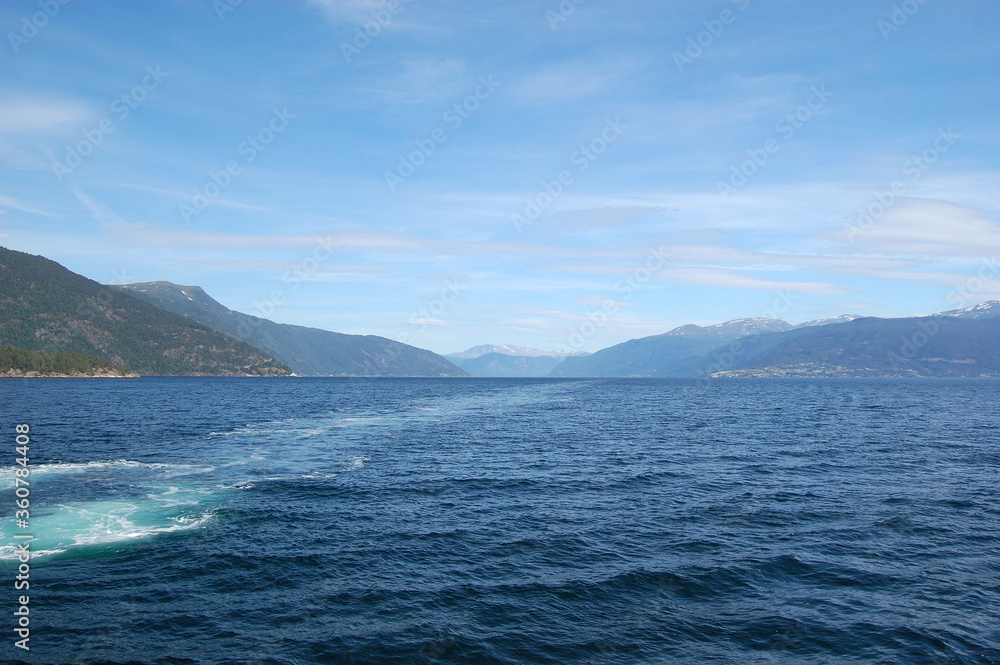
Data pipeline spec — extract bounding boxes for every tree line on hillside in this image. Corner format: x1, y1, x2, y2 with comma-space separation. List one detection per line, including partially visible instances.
0, 346, 126, 375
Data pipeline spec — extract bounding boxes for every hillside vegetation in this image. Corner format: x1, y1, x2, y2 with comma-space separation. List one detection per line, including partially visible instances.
116, 281, 468, 377
0, 246, 289, 376
0, 346, 134, 377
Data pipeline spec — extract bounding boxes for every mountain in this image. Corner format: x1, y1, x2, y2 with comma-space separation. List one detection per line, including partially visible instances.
446, 344, 587, 360
549, 317, 793, 377
445, 343, 589, 377
115, 281, 468, 377
795, 314, 862, 328
698, 315, 1000, 377
0, 247, 289, 376
451, 352, 563, 377
934, 300, 1000, 319
548, 310, 1000, 378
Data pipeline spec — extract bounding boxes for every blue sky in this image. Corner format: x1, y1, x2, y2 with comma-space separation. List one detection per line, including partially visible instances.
1, 0, 998, 354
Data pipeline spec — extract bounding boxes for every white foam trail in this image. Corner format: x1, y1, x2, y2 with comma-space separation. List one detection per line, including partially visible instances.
299, 472, 338, 480
68, 507, 214, 547
0, 459, 208, 490
145, 486, 215, 508
294, 427, 330, 440
162, 465, 215, 478
0, 546, 67, 560
207, 418, 308, 439
347, 455, 371, 471
0, 501, 216, 560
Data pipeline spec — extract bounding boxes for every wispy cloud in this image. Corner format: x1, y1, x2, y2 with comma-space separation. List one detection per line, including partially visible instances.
0, 194, 52, 217
71, 185, 124, 225
0, 96, 94, 135
844, 199, 1000, 257
511, 62, 620, 105
660, 267, 849, 295
307, 0, 405, 23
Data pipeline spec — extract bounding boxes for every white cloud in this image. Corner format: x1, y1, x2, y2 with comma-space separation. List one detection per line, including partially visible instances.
658, 267, 848, 295
306, 0, 386, 22
0, 97, 94, 135
344, 58, 469, 107
71, 185, 124, 225
306, 0, 420, 29
511, 62, 619, 105
0, 194, 52, 217
846, 198, 1000, 257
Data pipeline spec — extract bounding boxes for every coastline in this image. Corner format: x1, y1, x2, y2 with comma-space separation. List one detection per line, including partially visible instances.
0, 369, 140, 378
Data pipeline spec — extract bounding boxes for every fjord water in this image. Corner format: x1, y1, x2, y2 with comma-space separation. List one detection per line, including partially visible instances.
1, 378, 998, 664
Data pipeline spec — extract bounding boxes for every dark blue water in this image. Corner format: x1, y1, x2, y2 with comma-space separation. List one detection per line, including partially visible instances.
1, 378, 998, 664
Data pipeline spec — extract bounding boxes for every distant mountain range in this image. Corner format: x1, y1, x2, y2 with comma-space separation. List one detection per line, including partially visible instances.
551, 305, 1000, 378
701, 316, 1000, 378
449, 353, 564, 377
447, 344, 588, 360
550, 317, 793, 378
446, 344, 588, 377
941, 301, 1000, 320
0, 246, 465, 377
0, 247, 288, 376
3, 245, 997, 379
115, 282, 468, 377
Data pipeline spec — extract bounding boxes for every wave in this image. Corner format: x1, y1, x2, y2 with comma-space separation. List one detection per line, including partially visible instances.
207, 416, 353, 440
347, 455, 371, 471
0, 459, 218, 490
217, 480, 255, 490
299, 472, 338, 480
0, 500, 216, 561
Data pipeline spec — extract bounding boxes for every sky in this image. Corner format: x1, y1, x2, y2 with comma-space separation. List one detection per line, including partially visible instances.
1, 0, 999, 355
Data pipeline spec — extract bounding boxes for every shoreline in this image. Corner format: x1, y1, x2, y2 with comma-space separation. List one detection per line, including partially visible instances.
0, 370, 140, 379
